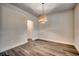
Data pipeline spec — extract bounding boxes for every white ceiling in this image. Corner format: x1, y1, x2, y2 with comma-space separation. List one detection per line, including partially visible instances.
11, 3, 76, 16
24, 3, 59, 15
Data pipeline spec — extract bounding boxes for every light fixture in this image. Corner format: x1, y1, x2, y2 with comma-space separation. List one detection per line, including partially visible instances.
38, 3, 48, 24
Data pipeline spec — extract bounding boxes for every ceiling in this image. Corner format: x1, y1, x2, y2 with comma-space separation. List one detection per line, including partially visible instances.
11, 3, 76, 17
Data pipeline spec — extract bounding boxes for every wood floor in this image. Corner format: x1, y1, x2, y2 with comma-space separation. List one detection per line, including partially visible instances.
0, 39, 79, 56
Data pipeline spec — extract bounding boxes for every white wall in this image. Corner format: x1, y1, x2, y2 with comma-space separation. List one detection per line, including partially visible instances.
0, 3, 75, 53
38, 10, 74, 45
74, 4, 79, 52
0, 5, 2, 52
0, 4, 37, 52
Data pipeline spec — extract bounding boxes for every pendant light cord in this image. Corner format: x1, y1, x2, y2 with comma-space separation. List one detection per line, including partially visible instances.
42, 3, 45, 15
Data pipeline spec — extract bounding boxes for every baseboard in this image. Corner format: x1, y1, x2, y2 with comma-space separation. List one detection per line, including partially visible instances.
0, 41, 27, 53
38, 31, 73, 45
0, 37, 73, 53
74, 44, 79, 52
0, 37, 38, 53
37, 37, 73, 45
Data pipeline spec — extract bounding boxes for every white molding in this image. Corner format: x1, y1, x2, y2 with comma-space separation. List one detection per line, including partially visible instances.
0, 41, 27, 53
74, 44, 79, 52
0, 37, 37, 53
37, 37, 73, 45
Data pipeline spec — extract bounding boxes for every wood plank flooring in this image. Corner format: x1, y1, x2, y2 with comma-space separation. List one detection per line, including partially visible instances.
0, 39, 79, 56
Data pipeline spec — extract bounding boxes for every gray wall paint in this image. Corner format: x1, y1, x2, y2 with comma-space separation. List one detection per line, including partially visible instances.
0, 4, 37, 52
74, 4, 79, 52
38, 10, 74, 45
0, 3, 75, 52
0, 5, 2, 52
